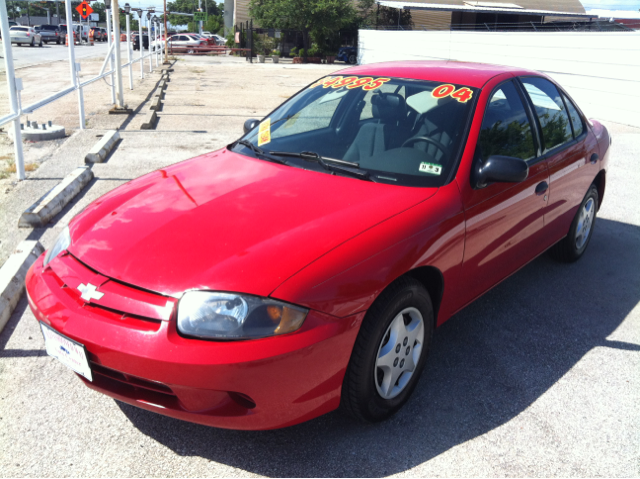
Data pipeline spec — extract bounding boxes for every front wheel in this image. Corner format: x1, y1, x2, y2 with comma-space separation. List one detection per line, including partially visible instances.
348, 53, 357, 64
341, 277, 434, 423
549, 184, 598, 262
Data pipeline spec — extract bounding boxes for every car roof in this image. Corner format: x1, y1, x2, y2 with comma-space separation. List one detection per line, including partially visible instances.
337, 61, 541, 88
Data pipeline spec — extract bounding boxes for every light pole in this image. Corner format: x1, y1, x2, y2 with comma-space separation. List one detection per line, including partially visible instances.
163, 0, 169, 64
124, 2, 133, 89
136, 9, 144, 79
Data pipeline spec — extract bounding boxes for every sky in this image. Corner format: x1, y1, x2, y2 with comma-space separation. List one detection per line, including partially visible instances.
580, 0, 640, 11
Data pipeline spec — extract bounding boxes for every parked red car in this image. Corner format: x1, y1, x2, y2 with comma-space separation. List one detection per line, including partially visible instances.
27, 61, 610, 430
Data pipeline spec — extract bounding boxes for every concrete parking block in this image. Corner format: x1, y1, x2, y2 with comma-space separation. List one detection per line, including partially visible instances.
18, 166, 94, 228
140, 110, 158, 130
0, 240, 43, 334
84, 130, 120, 164
150, 96, 162, 111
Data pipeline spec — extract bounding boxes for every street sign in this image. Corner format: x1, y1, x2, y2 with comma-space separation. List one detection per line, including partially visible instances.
89, 13, 99, 21
193, 12, 207, 22
76, 1, 93, 19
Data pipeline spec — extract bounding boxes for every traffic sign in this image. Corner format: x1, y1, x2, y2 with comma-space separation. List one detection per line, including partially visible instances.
76, 1, 93, 19
193, 12, 207, 22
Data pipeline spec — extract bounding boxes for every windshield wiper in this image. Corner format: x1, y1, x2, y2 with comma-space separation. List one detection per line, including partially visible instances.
270, 151, 376, 182
236, 140, 288, 165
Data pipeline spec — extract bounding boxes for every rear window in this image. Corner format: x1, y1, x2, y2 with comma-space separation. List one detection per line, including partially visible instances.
12, 27, 28, 31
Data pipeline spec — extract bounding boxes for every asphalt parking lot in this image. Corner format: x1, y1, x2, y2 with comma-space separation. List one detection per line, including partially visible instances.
0, 56, 638, 476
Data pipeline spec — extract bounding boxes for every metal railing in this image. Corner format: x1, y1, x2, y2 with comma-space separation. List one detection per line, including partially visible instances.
0, 0, 166, 180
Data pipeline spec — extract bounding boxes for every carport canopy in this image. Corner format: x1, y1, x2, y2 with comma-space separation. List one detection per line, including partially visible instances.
375, 0, 596, 18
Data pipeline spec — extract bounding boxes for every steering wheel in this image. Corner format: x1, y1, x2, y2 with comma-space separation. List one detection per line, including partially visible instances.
401, 136, 450, 160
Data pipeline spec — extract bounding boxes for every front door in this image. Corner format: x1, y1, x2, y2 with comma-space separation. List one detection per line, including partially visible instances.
459, 79, 550, 306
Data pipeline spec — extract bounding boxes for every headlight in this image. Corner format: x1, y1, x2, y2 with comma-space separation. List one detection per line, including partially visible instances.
43, 226, 71, 267
177, 291, 308, 340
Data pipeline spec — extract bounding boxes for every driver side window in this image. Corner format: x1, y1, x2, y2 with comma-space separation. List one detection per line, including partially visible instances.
478, 81, 536, 161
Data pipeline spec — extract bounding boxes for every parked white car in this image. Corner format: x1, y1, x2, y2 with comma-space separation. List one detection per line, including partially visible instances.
167, 34, 208, 53
9, 26, 42, 47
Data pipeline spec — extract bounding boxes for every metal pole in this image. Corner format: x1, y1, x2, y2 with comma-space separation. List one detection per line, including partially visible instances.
0, 0, 25, 180
138, 13, 144, 78
111, 0, 125, 108
163, 0, 168, 63
198, 0, 202, 35
64, 0, 84, 129
56, 0, 59, 24
147, 14, 152, 72
154, 21, 159, 67
106, 10, 116, 103
126, 13, 133, 89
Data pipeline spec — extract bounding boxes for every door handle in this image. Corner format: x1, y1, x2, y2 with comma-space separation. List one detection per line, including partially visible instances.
535, 181, 548, 195
590, 153, 599, 164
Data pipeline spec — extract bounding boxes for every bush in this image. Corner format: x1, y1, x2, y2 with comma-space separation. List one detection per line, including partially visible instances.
307, 44, 321, 57
290, 46, 298, 56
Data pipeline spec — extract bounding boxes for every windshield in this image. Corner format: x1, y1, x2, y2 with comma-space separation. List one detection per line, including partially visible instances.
232, 75, 477, 187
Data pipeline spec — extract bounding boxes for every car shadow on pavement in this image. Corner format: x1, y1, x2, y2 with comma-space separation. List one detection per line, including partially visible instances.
117, 217, 640, 477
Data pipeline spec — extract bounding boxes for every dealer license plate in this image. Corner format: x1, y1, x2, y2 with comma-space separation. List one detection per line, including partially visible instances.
40, 322, 93, 381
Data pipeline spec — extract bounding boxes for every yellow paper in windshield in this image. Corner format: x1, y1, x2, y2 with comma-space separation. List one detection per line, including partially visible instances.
258, 118, 271, 147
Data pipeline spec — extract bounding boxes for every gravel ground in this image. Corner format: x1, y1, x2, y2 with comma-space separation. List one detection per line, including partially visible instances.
0, 55, 638, 477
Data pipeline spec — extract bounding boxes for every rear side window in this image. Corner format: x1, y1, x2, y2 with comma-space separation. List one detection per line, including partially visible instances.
563, 94, 584, 137
521, 77, 573, 152
478, 81, 536, 161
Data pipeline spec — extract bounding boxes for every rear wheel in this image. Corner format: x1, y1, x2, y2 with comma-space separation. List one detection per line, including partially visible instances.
39, 39, 43, 47
30, 39, 34, 47
341, 277, 434, 423
549, 185, 598, 262
348, 53, 357, 64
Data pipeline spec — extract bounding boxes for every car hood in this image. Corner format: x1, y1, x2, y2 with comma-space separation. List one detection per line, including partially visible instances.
68, 149, 436, 298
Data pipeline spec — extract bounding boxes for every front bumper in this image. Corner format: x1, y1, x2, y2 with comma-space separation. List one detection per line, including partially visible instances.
26, 253, 364, 430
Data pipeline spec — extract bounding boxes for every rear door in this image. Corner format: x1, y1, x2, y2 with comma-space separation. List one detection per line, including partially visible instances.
459, 79, 550, 305
518, 77, 599, 245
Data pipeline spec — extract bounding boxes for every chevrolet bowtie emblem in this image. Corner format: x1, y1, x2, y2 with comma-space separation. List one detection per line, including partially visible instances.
77, 283, 104, 302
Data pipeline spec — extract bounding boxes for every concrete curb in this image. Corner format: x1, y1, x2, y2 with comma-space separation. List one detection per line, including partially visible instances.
140, 110, 158, 130
18, 166, 94, 228
0, 241, 44, 334
84, 130, 120, 164
9, 124, 66, 142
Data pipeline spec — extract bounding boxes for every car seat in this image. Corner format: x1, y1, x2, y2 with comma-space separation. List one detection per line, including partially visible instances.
343, 93, 408, 164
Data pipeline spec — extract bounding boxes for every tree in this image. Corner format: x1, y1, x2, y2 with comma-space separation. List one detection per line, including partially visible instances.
166, 0, 223, 27
250, 0, 355, 56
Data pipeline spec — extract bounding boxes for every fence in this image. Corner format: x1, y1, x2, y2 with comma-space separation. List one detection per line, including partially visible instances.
357, 29, 640, 128
1, 0, 165, 180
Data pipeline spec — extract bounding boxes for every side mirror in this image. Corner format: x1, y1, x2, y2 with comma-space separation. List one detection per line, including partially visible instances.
243, 118, 260, 135
474, 155, 529, 188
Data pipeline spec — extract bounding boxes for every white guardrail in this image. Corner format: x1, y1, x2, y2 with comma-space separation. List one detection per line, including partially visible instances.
0, 0, 166, 179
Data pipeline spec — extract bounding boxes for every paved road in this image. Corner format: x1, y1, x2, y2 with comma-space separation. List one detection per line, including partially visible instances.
0, 40, 133, 71
0, 56, 637, 476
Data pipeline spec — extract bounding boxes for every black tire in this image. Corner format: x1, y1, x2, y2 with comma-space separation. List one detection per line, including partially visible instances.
341, 277, 434, 423
17, 43, 21, 46
549, 184, 598, 263
30, 39, 34, 47
348, 53, 357, 64
39, 39, 43, 47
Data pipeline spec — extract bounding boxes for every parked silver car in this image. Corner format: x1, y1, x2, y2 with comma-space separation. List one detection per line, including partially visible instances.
10, 26, 43, 47
167, 34, 208, 53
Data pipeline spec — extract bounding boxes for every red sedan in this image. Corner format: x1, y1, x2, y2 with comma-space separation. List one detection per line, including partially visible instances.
26, 61, 610, 430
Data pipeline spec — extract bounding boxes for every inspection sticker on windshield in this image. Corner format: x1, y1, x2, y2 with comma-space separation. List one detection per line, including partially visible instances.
258, 118, 271, 147
419, 162, 442, 175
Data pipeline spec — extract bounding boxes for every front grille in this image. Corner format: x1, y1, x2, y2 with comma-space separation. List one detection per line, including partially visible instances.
47, 253, 176, 327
